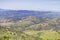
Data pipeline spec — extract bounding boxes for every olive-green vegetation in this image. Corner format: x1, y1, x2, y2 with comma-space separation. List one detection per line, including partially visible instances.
0, 16, 60, 40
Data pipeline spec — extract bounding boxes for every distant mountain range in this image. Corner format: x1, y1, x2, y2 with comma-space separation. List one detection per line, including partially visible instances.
0, 9, 60, 19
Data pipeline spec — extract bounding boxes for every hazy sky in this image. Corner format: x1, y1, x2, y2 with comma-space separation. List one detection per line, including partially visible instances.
0, 0, 60, 11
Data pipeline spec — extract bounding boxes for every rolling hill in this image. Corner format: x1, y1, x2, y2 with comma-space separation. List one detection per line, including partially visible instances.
0, 9, 60, 40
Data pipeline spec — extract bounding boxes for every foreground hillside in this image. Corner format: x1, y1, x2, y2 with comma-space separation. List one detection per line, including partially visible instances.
0, 9, 60, 40
0, 16, 60, 40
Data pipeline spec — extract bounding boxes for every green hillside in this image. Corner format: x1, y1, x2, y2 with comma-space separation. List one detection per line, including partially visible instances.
0, 16, 60, 40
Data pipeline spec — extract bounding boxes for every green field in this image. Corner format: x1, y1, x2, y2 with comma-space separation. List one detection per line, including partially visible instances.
0, 16, 60, 40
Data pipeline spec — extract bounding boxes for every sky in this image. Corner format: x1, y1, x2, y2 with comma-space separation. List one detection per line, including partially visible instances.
0, 0, 60, 11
